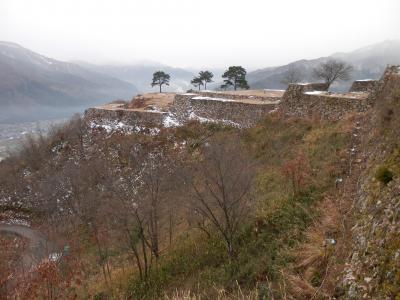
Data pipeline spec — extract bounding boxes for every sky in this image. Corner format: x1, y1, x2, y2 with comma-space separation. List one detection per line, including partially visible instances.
1, 0, 399, 69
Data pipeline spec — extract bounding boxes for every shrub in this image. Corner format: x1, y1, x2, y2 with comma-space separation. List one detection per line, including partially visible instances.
375, 166, 394, 185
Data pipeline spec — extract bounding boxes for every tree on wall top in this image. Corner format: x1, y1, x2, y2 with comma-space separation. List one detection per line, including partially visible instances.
199, 71, 214, 90
312, 59, 353, 88
191, 77, 203, 90
221, 66, 249, 90
281, 65, 304, 85
191, 71, 214, 91
151, 71, 170, 93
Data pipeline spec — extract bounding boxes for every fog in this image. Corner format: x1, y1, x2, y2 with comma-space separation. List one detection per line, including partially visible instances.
1, 0, 399, 68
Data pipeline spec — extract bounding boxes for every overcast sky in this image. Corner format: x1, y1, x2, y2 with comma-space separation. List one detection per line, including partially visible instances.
1, 0, 399, 69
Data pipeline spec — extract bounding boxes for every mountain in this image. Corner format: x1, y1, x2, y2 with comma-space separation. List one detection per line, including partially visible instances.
247, 40, 400, 91
0, 42, 138, 122
76, 62, 196, 93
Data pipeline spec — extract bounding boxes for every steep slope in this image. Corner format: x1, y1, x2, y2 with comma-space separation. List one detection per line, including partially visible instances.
340, 67, 400, 299
77, 62, 196, 93
0, 42, 138, 122
248, 40, 400, 91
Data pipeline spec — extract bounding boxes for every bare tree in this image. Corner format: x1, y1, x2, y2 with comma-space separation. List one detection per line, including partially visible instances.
184, 135, 255, 258
108, 136, 181, 278
312, 59, 353, 88
281, 65, 304, 85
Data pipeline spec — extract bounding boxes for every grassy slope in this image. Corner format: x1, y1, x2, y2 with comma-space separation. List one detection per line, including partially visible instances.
114, 114, 354, 299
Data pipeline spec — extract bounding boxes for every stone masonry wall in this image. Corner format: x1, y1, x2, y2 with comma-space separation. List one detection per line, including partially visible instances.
349, 80, 379, 92
170, 94, 277, 127
84, 105, 166, 128
280, 82, 370, 120
281, 93, 370, 120
191, 90, 282, 102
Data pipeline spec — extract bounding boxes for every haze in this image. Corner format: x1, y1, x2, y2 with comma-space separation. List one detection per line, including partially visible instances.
1, 0, 399, 69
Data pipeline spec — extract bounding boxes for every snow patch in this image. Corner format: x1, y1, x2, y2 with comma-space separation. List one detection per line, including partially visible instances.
188, 111, 240, 127
90, 120, 160, 135
304, 91, 326, 95
163, 113, 181, 128
192, 96, 236, 102
1, 219, 30, 227
263, 89, 285, 92
49, 252, 62, 262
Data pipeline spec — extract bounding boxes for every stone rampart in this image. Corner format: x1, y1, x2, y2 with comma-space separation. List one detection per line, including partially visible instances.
191, 90, 282, 102
280, 82, 370, 120
84, 104, 166, 128
171, 94, 277, 127
349, 80, 379, 92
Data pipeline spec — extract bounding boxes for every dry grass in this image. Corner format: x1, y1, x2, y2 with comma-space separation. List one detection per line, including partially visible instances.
126, 93, 176, 111
281, 197, 342, 299
164, 283, 261, 300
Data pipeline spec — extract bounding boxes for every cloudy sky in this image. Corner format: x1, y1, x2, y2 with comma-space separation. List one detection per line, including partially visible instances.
1, 0, 399, 69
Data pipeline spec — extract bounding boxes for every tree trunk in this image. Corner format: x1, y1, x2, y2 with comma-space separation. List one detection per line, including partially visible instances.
159, 84, 162, 93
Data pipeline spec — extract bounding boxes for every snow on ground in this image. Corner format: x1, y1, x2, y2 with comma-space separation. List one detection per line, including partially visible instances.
304, 91, 326, 95
355, 79, 375, 82
263, 89, 286, 92
192, 96, 236, 102
188, 111, 240, 127
163, 113, 181, 128
1, 218, 31, 227
48, 252, 62, 262
89, 120, 160, 135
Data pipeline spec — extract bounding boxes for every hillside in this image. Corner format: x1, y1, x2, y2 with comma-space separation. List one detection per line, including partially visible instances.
0, 42, 138, 122
247, 40, 400, 91
1, 67, 399, 299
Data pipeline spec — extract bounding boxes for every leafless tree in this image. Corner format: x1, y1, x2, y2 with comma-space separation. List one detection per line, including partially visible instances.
108, 135, 182, 279
184, 135, 255, 258
281, 65, 304, 85
312, 59, 353, 88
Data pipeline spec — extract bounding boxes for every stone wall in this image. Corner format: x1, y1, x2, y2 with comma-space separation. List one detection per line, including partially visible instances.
367, 65, 400, 106
191, 90, 282, 102
84, 104, 166, 128
280, 82, 370, 120
349, 80, 379, 92
170, 94, 277, 127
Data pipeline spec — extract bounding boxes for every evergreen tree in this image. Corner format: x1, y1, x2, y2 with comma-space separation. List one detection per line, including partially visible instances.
199, 71, 214, 90
191, 77, 203, 91
151, 71, 170, 93
221, 66, 249, 90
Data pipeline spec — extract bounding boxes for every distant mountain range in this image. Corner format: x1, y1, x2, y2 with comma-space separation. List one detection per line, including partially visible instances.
247, 40, 400, 91
0, 42, 138, 122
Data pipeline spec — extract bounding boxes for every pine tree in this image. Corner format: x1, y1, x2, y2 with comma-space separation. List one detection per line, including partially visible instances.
221, 66, 249, 90
151, 71, 170, 93
191, 77, 203, 90
199, 71, 214, 90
